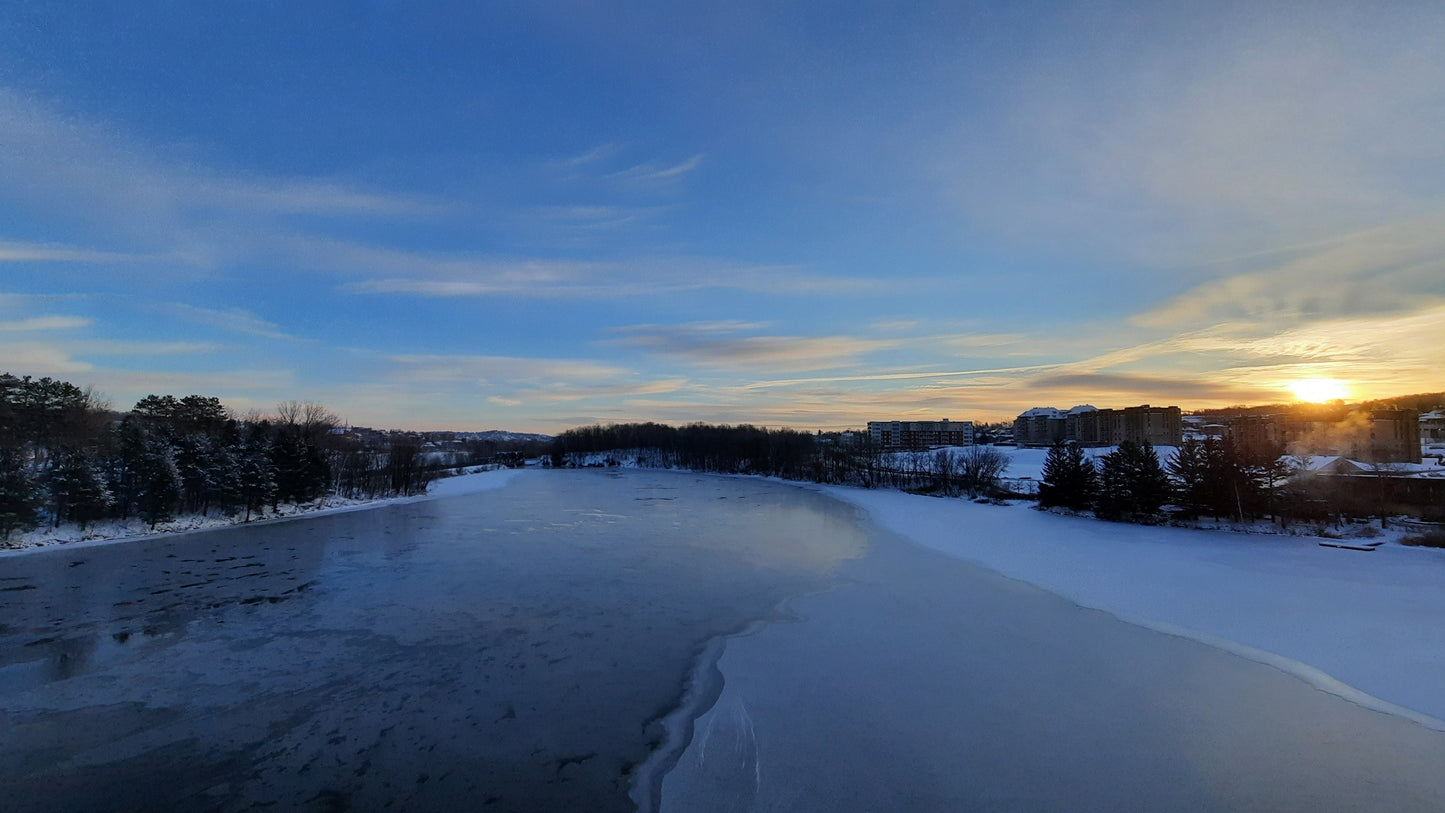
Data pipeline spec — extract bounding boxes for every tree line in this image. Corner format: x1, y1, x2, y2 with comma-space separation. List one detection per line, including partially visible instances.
549, 422, 1015, 498
553, 423, 1384, 527
0, 372, 436, 539
1038, 437, 1311, 524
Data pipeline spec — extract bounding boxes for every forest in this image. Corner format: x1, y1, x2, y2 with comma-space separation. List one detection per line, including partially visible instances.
0, 372, 440, 539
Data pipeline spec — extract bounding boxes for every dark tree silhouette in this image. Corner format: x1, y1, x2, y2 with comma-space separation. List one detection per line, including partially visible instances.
1039, 441, 1096, 511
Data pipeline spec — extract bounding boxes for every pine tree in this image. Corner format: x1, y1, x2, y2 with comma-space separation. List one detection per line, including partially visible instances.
135, 442, 181, 529
1131, 441, 1173, 518
1094, 441, 1170, 522
172, 433, 214, 514
47, 449, 112, 529
206, 440, 244, 515
1166, 437, 1209, 519
0, 447, 41, 539
1038, 441, 1096, 511
238, 432, 276, 521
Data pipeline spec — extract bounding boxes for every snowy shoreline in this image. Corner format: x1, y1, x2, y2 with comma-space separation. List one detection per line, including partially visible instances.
809, 480, 1445, 727
0, 467, 525, 557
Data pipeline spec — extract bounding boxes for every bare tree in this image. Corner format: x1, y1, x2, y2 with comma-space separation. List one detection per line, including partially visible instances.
276, 400, 339, 442
958, 445, 1010, 498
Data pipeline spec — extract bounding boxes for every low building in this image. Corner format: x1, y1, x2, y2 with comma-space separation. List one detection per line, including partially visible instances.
867, 419, 975, 450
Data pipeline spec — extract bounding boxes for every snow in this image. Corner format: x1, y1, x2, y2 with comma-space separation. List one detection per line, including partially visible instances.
814, 482, 1445, 729
0, 466, 522, 556
900, 443, 1178, 482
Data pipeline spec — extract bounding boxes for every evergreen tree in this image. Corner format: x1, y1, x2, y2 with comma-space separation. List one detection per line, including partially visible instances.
237, 431, 276, 521
0, 447, 41, 539
206, 440, 244, 515
105, 416, 153, 520
46, 449, 112, 529
1038, 441, 1096, 510
172, 433, 214, 514
1095, 441, 1170, 522
135, 442, 182, 529
1166, 437, 1210, 519
1197, 438, 1269, 522
270, 427, 330, 506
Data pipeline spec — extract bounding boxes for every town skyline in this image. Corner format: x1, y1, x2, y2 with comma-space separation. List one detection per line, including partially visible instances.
3, 3, 1443, 433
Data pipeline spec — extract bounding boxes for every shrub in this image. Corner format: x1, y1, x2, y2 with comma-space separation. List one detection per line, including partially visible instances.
1401, 530, 1445, 548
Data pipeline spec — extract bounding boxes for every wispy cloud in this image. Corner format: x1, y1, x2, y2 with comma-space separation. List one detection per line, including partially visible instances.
510, 378, 690, 403
608, 321, 896, 372
163, 303, 295, 341
325, 240, 884, 298
69, 340, 220, 356
552, 143, 621, 170
378, 352, 688, 411
0, 87, 442, 250
0, 240, 147, 264
0, 315, 91, 331
0, 342, 95, 374
384, 353, 629, 387
742, 363, 1063, 390
636, 154, 705, 181
1023, 372, 1278, 404
523, 203, 667, 230
604, 153, 706, 183
1131, 215, 1445, 329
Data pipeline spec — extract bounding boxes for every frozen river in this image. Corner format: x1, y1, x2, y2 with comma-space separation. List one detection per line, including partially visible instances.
4, 470, 1445, 811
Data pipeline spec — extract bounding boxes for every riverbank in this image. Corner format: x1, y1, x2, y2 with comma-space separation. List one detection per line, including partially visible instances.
0, 467, 523, 556
815, 481, 1445, 727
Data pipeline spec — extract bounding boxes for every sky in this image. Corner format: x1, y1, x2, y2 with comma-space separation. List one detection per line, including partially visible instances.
1, 1, 1443, 433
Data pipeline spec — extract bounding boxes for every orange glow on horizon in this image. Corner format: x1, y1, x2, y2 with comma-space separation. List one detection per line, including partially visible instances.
1290, 378, 1351, 403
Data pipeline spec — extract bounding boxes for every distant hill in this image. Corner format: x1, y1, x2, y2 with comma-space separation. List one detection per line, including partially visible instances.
1190, 391, 1444, 418
1357, 392, 1445, 413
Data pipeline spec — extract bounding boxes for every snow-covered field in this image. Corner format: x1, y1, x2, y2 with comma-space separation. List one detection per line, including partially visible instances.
815, 482, 1445, 728
0, 466, 522, 555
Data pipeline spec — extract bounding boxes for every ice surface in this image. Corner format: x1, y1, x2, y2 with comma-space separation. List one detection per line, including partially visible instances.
814, 482, 1445, 726
0, 471, 865, 811
663, 521, 1445, 811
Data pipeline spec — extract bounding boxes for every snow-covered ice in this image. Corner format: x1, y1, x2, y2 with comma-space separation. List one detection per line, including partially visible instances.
815, 482, 1445, 727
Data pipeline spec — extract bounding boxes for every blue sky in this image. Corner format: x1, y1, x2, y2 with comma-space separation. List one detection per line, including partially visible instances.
2, 1, 1442, 432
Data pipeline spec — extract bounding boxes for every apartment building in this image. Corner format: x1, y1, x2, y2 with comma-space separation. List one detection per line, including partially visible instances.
1014, 404, 1182, 448
1219, 408, 1422, 463
867, 419, 975, 450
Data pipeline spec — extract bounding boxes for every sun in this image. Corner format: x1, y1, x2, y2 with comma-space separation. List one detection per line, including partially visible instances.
1290, 378, 1350, 403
